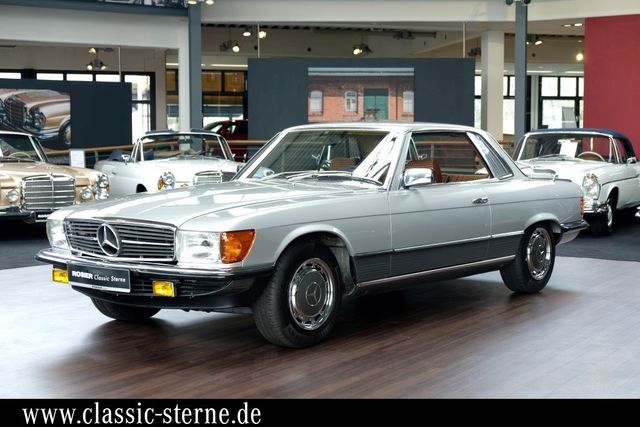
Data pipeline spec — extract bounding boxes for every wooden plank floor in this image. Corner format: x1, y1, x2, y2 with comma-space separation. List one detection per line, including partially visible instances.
2, 257, 640, 398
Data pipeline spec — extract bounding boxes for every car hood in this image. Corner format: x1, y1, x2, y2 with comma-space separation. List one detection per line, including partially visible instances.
64, 179, 376, 228
0, 161, 99, 187
9, 91, 69, 110
518, 158, 611, 182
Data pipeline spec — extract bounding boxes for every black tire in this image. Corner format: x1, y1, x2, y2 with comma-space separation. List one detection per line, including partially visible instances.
500, 224, 555, 294
589, 197, 614, 236
136, 184, 147, 193
91, 298, 160, 322
252, 240, 342, 348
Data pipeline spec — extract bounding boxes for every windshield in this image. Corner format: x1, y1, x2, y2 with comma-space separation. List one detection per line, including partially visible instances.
0, 134, 47, 162
519, 133, 618, 163
136, 134, 231, 161
245, 129, 395, 185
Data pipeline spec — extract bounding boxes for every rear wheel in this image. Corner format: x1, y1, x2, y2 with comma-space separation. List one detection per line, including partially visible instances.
91, 298, 160, 321
500, 224, 555, 294
252, 240, 342, 348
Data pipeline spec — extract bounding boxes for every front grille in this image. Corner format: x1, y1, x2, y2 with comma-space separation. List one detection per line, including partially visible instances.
23, 174, 75, 211
194, 170, 223, 185
5, 98, 25, 127
65, 219, 176, 262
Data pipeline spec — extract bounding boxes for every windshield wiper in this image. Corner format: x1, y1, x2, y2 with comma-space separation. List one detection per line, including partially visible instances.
287, 171, 382, 186
535, 154, 569, 159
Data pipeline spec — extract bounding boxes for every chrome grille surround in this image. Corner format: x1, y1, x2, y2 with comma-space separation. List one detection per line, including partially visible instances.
194, 170, 223, 186
5, 98, 25, 127
64, 219, 176, 262
22, 174, 75, 211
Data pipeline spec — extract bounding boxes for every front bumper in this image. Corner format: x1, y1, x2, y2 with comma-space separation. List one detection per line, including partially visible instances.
35, 248, 274, 310
0, 206, 52, 222
558, 219, 589, 244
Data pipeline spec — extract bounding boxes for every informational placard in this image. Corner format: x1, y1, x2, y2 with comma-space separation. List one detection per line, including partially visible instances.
69, 149, 86, 168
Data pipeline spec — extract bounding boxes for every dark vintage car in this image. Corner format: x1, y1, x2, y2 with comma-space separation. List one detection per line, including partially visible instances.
0, 89, 71, 149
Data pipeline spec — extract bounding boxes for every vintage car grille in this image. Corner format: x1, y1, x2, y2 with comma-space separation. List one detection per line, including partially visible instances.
5, 98, 26, 126
65, 219, 176, 261
23, 174, 75, 211
194, 170, 223, 185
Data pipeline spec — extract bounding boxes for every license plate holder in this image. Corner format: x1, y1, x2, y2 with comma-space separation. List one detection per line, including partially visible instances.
68, 263, 131, 293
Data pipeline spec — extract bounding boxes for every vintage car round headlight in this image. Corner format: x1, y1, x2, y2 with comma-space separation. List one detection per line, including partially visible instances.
80, 187, 94, 201
581, 173, 601, 200
158, 171, 175, 190
31, 109, 46, 130
95, 188, 109, 200
6, 189, 20, 204
96, 174, 110, 189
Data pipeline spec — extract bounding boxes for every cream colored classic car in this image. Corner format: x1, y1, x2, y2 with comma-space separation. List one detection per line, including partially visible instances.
0, 130, 108, 223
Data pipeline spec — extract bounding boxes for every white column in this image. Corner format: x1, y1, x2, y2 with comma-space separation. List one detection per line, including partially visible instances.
481, 30, 504, 141
177, 25, 191, 132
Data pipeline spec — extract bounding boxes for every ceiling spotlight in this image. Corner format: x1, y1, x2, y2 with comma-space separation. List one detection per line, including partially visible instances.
221, 40, 240, 53
352, 43, 371, 56
86, 58, 107, 71
242, 27, 252, 37
258, 30, 267, 39
534, 36, 543, 46
576, 52, 584, 61
187, 0, 214, 5
232, 42, 240, 53
88, 47, 97, 55
573, 22, 583, 27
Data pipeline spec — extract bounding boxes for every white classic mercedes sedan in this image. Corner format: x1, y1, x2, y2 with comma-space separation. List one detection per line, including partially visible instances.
95, 130, 243, 197
39, 123, 587, 348
515, 128, 640, 235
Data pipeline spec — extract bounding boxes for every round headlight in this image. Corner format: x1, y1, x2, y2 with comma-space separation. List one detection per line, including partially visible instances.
6, 189, 20, 204
96, 174, 110, 189
80, 187, 93, 201
96, 188, 109, 200
32, 109, 46, 129
581, 173, 601, 200
158, 171, 176, 190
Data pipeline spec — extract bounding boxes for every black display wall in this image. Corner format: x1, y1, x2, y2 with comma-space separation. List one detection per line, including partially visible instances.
0, 78, 131, 149
247, 58, 475, 140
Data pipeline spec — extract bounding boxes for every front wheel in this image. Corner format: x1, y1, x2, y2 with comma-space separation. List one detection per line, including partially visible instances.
252, 241, 342, 348
589, 198, 614, 236
500, 224, 555, 294
91, 298, 160, 321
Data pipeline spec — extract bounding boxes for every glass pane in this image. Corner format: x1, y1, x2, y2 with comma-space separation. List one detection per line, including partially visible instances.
541, 77, 558, 97
474, 98, 481, 129
166, 70, 177, 93
131, 102, 151, 141
125, 74, 151, 101
202, 71, 222, 92
503, 99, 515, 136
223, 71, 244, 93
509, 76, 516, 96
560, 77, 576, 97
66, 73, 93, 82
578, 77, 584, 97
503, 76, 509, 96
202, 95, 244, 127
474, 75, 482, 96
0, 72, 21, 79
402, 91, 413, 115
167, 103, 179, 131
37, 73, 63, 81
542, 99, 576, 128
96, 74, 121, 82
579, 99, 584, 127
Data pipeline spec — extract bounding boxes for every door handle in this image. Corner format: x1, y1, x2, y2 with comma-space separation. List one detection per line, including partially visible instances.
472, 197, 489, 205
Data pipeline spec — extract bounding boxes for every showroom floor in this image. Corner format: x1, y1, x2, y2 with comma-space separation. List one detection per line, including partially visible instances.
1, 219, 639, 398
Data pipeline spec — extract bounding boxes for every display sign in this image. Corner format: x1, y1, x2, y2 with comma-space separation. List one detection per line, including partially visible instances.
68, 263, 131, 293
0, 88, 71, 149
308, 67, 415, 123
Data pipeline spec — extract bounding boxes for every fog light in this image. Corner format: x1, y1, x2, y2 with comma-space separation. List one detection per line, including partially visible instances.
52, 268, 69, 284
80, 187, 93, 201
7, 189, 20, 204
152, 280, 175, 297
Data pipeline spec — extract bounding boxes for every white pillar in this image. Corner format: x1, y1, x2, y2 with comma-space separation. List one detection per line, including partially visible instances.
177, 25, 191, 132
481, 30, 504, 141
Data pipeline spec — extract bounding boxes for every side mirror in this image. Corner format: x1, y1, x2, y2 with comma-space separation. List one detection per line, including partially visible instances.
627, 157, 637, 164
121, 154, 130, 163
404, 168, 434, 188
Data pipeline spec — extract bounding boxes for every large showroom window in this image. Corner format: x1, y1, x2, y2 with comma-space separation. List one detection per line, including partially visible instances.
33, 70, 155, 141
166, 69, 246, 130
474, 75, 517, 136
538, 76, 584, 129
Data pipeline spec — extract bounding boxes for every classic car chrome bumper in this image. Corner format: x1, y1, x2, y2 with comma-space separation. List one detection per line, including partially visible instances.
0, 206, 52, 222
35, 248, 274, 310
558, 219, 589, 244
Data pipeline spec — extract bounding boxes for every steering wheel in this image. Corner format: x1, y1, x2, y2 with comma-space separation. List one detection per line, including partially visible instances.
577, 151, 606, 162
8, 151, 33, 160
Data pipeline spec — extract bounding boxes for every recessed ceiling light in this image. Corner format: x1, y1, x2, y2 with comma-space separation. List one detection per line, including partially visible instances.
562, 24, 573, 28
576, 52, 584, 61
573, 23, 583, 27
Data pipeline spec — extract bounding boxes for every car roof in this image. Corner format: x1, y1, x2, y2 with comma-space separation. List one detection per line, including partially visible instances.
285, 122, 478, 133
524, 128, 631, 141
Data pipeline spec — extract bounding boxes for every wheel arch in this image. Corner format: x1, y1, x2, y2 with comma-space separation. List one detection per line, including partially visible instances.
523, 214, 562, 243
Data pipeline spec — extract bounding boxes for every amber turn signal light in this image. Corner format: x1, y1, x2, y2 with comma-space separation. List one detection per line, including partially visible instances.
152, 280, 175, 297
52, 268, 69, 284
221, 230, 256, 264
579, 196, 585, 216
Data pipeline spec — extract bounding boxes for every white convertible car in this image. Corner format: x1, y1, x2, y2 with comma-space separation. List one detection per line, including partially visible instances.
515, 128, 640, 235
95, 130, 243, 197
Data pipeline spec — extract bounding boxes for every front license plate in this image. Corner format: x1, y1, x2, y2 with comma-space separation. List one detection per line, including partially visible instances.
68, 264, 131, 293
